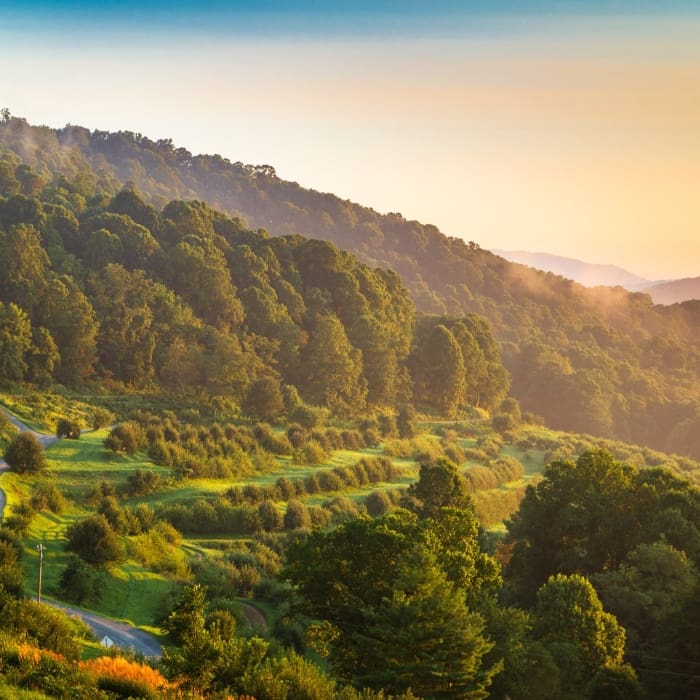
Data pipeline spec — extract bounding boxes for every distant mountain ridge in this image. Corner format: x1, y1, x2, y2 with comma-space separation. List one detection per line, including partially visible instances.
493, 250, 699, 304
492, 250, 652, 289
643, 276, 700, 305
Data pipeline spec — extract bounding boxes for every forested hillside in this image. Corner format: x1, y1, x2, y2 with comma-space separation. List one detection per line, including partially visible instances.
0, 143, 508, 420
1, 114, 699, 457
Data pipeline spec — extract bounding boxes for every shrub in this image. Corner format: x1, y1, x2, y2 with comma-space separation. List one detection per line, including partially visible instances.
59, 555, 105, 605
56, 417, 81, 439
4, 432, 45, 473
125, 468, 162, 496
244, 376, 284, 422
286, 423, 306, 448
284, 500, 311, 531
318, 470, 344, 492
289, 404, 323, 429
293, 439, 327, 465
257, 500, 283, 532
92, 407, 114, 430
397, 404, 417, 438
65, 514, 126, 567
276, 476, 296, 501
2, 501, 35, 536
104, 421, 146, 455
363, 427, 381, 446
492, 414, 516, 434
80, 656, 171, 699
30, 481, 66, 513
365, 490, 393, 517
443, 443, 466, 465
377, 412, 397, 438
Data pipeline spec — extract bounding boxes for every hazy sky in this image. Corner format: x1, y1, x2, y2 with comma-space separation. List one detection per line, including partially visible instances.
2, 1, 699, 279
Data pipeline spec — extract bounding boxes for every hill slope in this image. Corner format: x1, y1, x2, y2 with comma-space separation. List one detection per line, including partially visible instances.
1, 115, 699, 456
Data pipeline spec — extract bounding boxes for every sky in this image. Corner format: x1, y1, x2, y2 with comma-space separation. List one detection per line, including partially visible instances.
2, 1, 699, 280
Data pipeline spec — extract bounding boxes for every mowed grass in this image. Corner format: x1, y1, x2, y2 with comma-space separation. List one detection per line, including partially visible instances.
46, 431, 170, 502
22, 513, 178, 630
13, 436, 178, 629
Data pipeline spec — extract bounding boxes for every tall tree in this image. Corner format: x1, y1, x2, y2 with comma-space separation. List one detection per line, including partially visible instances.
38, 274, 98, 386
410, 323, 466, 417
533, 573, 626, 697
352, 544, 498, 699
505, 450, 641, 605
286, 510, 500, 693
299, 314, 367, 416
0, 302, 32, 381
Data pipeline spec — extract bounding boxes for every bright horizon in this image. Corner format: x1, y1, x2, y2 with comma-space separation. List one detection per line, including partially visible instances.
3, 1, 699, 280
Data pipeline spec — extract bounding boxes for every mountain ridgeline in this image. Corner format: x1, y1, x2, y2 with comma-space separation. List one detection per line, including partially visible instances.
1, 115, 699, 456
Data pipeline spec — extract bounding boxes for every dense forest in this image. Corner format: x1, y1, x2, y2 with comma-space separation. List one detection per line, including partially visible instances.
1, 113, 699, 457
0, 136, 509, 421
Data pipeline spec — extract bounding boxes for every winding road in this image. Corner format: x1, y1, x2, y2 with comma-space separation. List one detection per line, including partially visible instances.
0, 408, 163, 657
45, 601, 163, 657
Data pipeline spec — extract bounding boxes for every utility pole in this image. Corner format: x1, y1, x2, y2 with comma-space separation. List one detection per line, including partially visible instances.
36, 543, 45, 603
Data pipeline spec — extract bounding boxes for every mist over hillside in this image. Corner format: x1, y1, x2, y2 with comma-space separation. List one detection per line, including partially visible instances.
494, 249, 700, 305
492, 250, 653, 290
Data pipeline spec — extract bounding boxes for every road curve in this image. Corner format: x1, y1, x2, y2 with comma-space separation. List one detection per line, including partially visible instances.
0, 407, 58, 525
0, 462, 6, 526
45, 600, 163, 658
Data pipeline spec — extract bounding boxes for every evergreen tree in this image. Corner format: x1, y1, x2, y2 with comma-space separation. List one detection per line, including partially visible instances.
352, 544, 498, 699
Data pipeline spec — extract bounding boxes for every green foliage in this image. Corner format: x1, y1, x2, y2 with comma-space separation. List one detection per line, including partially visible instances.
0, 537, 24, 597
0, 597, 86, 661
125, 468, 161, 496
103, 421, 146, 455
91, 406, 114, 429
351, 544, 499, 698
55, 417, 80, 439
29, 481, 66, 513
244, 375, 284, 422
405, 459, 471, 519
592, 541, 697, 649
162, 583, 270, 694
533, 574, 626, 695
2, 117, 700, 455
64, 513, 126, 567
58, 554, 105, 605
504, 449, 700, 605
4, 432, 45, 473
286, 507, 501, 693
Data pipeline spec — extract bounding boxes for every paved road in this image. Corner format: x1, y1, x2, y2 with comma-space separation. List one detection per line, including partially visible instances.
45, 600, 163, 657
1, 407, 57, 525
0, 462, 6, 526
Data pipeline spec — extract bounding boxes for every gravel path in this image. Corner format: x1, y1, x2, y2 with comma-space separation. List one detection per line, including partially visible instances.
45, 600, 163, 657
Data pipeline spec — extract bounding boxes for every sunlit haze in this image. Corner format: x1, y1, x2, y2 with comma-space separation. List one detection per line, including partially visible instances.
3, 1, 699, 279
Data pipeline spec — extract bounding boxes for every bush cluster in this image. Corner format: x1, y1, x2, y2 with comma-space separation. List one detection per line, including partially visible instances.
464, 456, 524, 492
226, 457, 403, 507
